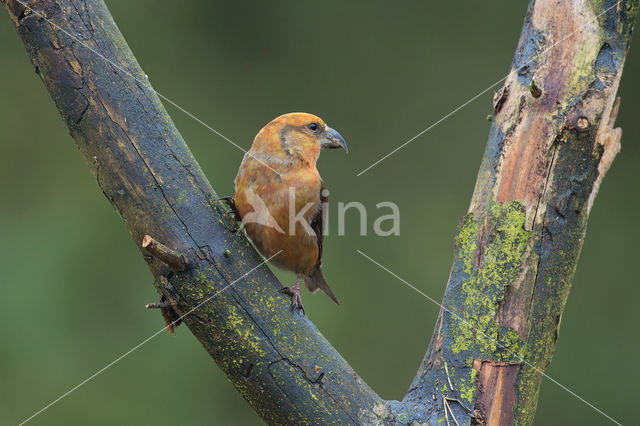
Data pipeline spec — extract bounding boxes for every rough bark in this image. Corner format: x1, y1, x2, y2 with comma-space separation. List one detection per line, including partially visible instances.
405, 1, 637, 424
1, 0, 384, 423
3, 0, 637, 424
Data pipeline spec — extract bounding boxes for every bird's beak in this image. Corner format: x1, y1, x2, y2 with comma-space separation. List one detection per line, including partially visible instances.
321, 126, 348, 153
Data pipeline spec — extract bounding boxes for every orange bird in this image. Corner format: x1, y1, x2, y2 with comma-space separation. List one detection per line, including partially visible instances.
231, 113, 348, 312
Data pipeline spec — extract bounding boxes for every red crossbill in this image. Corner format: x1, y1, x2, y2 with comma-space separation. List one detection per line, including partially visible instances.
231, 113, 348, 312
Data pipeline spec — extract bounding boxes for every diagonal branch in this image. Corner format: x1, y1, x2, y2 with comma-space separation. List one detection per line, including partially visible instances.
2, 0, 387, 423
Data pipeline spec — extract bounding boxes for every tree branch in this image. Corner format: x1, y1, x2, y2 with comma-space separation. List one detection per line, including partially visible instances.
404, 1, 637, 424
3, 0, 637, 424
1, 0, 387, 423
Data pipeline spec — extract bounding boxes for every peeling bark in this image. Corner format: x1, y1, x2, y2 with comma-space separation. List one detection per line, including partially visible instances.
406, 1, 637, 424
3, 0, 637, 424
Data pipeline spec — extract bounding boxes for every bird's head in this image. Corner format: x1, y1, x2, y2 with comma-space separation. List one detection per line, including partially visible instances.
251, 112, 348, 166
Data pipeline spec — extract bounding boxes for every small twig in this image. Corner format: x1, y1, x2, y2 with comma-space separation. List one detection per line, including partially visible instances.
141, 235, 188, 271
445, 397, 473, 416
443, 396, 451, 426
443, 397, 460, 426
146, 294, 181, 335
444, 362, 454, 391
145, 301, 177, 309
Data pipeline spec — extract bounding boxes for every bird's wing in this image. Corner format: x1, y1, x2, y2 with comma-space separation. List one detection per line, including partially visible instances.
309, 182, 327, 268
304, 183, 339, 305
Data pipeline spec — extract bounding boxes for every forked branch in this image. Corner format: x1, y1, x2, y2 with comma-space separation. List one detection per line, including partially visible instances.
3, 0, 637, 424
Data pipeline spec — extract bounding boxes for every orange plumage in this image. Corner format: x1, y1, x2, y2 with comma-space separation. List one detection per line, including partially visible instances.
233, 113, 348, 311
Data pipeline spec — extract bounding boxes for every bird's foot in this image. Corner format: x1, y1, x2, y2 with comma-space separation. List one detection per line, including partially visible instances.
280, 285, 305, 315
216, 196, 241, 221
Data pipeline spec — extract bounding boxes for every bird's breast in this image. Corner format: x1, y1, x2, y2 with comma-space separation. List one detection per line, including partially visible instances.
234, 158, 322, 275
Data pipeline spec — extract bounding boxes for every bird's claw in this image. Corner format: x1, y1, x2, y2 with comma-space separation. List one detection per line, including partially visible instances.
216, 196, 241, 221
279, 286, 305, 315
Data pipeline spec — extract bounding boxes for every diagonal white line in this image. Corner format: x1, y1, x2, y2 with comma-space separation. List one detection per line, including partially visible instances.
356, 2, 619, 176
356, 83, 501, 177
356, 249, 621, 425
18, 250, 282, 426
12, 0, 281, 177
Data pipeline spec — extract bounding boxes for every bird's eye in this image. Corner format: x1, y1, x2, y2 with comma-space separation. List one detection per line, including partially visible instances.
308, 123, 318, 131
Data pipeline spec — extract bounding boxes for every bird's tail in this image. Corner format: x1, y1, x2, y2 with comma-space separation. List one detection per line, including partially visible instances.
304, 267, 339, 305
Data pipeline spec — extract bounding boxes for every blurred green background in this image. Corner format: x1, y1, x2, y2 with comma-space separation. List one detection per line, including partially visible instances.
1, 1, 638, 425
